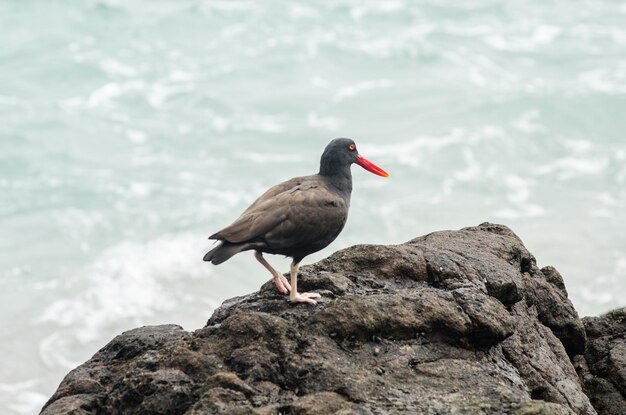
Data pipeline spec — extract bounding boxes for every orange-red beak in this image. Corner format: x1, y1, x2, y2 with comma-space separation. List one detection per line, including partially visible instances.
356, 154, 389, 178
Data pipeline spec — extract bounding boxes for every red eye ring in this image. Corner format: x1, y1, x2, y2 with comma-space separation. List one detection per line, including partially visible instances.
348, 144, 356, 151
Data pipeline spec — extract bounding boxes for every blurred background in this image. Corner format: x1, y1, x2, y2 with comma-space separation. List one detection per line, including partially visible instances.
1, 0, 625, 413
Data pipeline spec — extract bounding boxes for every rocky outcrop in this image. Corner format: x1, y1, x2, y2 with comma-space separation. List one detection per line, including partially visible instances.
575, 308, 626, 415
40, 223, 624, 415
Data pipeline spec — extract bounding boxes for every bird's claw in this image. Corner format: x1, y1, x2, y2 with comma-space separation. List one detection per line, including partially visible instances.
273, 275, 291, 294
290, 292, 321, 304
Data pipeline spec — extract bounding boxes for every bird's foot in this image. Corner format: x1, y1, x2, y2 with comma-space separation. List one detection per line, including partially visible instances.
289, 292, 321, 305
273, 275, 291, 294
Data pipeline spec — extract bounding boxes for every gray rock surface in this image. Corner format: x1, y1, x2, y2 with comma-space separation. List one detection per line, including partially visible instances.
40, 223, 622, 414
575, 308, 626, 415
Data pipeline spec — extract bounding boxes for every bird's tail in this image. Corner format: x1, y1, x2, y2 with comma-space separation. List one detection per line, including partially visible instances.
203, 241, 245, 265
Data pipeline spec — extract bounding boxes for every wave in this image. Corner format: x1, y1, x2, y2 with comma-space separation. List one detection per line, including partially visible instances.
37, 232, 215, 350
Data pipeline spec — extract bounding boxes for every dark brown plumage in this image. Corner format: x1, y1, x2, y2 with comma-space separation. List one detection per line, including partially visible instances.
204, 138, 388, 304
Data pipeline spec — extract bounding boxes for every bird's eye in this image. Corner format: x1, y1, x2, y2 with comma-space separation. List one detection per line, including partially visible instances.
348, 144, 356, 151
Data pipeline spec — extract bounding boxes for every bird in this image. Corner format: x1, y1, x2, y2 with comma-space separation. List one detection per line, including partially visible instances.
203, 138, 389, 304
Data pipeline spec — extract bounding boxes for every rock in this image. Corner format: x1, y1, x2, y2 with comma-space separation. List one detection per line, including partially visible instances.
41, 223, 603, 415
576, 308, 626, 415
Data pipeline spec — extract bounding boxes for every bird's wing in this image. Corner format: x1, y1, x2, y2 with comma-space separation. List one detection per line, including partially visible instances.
263, 185, 348, 248
209, 176, 307, 243
210, 206, 289, 243
210, 177, 347, 247
240, 176, 306, 215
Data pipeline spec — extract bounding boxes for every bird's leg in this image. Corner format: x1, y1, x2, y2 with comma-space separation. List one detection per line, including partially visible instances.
254, 251, 291, 294
289, 260, 321, 304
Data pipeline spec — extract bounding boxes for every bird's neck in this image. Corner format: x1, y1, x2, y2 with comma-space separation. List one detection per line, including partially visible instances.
319, 166, 353, 198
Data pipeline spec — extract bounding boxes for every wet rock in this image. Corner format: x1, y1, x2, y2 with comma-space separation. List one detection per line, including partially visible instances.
42, 223, 605, 415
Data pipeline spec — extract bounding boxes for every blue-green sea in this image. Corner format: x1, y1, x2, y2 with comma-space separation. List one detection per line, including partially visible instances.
1, 0, 626, 413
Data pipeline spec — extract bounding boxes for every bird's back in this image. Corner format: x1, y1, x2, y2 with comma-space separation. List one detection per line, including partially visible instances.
210, 174, 349, 259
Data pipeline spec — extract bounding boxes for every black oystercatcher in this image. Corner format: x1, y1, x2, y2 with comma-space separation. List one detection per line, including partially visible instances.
204, 138, 389, 304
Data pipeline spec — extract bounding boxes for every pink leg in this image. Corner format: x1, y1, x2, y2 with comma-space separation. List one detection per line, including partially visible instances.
254, 251, 291, 294
289, 260, 321, 305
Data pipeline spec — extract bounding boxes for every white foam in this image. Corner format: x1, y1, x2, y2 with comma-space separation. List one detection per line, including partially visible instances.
0, 380, 39, 393
220, 24, 246, 38
513, 110, 546, 133
579, 64, 626, 94
241, 114, 285, 133
39, 333, 81, 370
204, 110, 285, 134
484, 25, 561, 52
210, 113, 232, 133
439, 147, 482, 196
201, 0, 258, 12
364, 134, 460, 167
596, 193, 618, 206
130, 152, 175, 167
168, 70, 195, 82
504, 175, 530, 205
3, 265, 32, 279
364, 126, 502, 167
128, 182, 153, 198
453, 148, 481, 182
37, 233, 213, 345
178, 124, 192, 134
310, 76, 329, 88
126, 129, 148, 144
492, 174, 545, 219
100, 59, 137, 77
618, 167, 626, 184
589, 193, 621, 217
178, 171, 195, 181
0, 95, 28, 109
333, 79, 393, 103
147, 82, 194, 108
53, 209, 106, 244
589, 208, 612, 218
58, 96, 84, 112
238, 152, 304, 163
532, 25, 562, 44
575, 252, 626, 311
350, 1, 404, 20
87, 81, 145, 108
563, 139, 593, 154
336, 23, 435, 59
8, 392, 47, 415
0, 380, 47, 415
307, 112, 342, 131
493, 204, 545, 220
289, 4, 318, 19
535, 157, 608, 180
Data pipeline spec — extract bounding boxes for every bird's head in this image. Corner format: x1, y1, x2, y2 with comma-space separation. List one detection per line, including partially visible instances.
320, 138, 389, 178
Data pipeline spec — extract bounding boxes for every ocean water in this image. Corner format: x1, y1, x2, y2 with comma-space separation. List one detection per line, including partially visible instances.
1, 0, 626, 413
